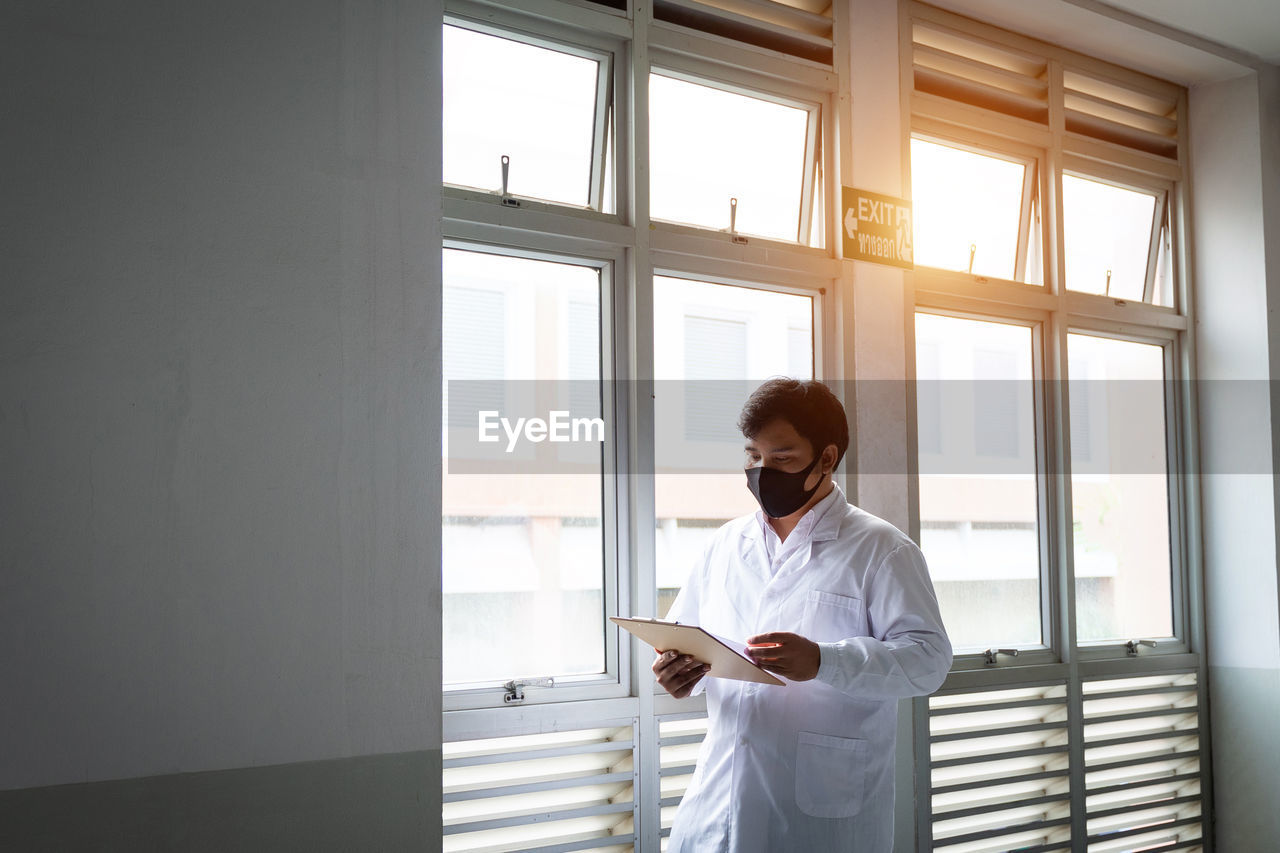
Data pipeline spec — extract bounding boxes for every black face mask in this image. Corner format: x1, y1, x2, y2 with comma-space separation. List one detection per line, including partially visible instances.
745, 454, 822, 519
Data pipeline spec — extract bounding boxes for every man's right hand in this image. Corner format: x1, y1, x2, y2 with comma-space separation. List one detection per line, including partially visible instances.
652, 650, 710, 698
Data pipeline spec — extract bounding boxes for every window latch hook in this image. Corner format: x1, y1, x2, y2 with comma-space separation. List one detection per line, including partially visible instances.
1125, 639, 1156, 657
503, 676, 555, 704
729, 197, 747, 244
983, 648, 1019, 666
500, 154, 520, 207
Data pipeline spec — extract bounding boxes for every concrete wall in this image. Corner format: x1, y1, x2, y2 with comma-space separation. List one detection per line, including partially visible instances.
0, 1, 443, 848
1188, 69, 1280, 850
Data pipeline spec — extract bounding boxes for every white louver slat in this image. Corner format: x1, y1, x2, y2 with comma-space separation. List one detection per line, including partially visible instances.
1063, 69, 1179, 160
658, 713, 708, 849
910, 4, 1183, 163
927, 674, 1206, 852
929, 683, 1072, 851
444, 725, 637, 853
1083, 672, 1203, 852
911, 22, 1049, 127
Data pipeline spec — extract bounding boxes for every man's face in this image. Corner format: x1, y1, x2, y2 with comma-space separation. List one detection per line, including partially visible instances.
744, 418, 820, 487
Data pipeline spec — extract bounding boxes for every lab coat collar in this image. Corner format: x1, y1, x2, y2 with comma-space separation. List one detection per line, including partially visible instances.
741, 482, 847, 544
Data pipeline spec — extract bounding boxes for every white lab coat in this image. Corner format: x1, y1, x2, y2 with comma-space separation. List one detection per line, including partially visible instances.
665, 485, 952, 853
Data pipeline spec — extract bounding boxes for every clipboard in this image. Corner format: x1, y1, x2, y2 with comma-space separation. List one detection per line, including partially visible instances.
610, 616, 785, 686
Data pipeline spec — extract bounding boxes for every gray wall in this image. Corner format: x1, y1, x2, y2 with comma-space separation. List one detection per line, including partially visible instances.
1189, 69, 1280, 850
0, 0, 443, 848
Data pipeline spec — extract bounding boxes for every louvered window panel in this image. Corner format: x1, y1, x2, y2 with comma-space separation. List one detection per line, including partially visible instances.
1083, 672, 1203, 852
652, 0, 834, 65
1063, 69, 1179, 160
929, 683, 1072, 852
658, 713, 708, 848
912, 22, 1049, 126
443, 725, 637, 853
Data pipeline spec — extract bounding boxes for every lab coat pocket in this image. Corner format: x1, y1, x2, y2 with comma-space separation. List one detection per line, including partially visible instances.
804, 589, 867, 642
795, 731, 866, 818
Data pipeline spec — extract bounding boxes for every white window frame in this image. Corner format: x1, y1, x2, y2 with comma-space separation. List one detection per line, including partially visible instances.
905, 5, 1197, 670
912, 301, 1059, 669
440, 2, 848, 849
1065, 322, 1190, 662
444, 1, 627, 218
440, 0, 840, 715
909, 128, 1044, 286
440, 235, 631, 712
646, 61, 825, 245
904, 2, 1208, 848
1059, 157, 1175, 308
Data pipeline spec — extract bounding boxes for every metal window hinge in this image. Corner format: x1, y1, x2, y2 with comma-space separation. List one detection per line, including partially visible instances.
503, 677, 555, 704
500, 154, 520, 207
729, 197, 748, 244
983, 648, 1019, 666
1125, 639, 1156, 657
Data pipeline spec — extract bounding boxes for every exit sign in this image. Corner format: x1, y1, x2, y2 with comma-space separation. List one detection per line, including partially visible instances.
842, 186, 913, 270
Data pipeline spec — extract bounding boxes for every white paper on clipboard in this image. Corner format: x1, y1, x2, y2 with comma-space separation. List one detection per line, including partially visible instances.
610, 616, 785, 686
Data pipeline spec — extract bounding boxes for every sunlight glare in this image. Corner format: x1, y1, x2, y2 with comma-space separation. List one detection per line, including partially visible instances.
911, 138, 1027, 281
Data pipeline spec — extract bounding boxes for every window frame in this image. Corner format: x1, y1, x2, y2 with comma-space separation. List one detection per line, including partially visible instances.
909, 129, 1045, 286
911, 301, 1060, 669
903, 1, 1199, 677
443, 6, 623, 215
1064, 321, 1190, 662
439, 235, 632, 712
440, 0, 840, 718
1058, 157, 1174, 307
646, 59, 825, 245
436, 0, 1212, 848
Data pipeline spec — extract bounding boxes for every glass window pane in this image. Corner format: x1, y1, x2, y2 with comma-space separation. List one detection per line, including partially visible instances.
653, 277, 814, 616
1062, 175, 1155, 300
915, 313, 1041, 650
1069, 333, 1172, 642
442, 248, 605, 685
443, 25, 604, 208
650, 73, 812, 243
911, 138, 1028, 280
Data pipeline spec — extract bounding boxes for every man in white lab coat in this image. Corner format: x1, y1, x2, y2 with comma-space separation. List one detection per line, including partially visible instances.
654, 378, 952, 852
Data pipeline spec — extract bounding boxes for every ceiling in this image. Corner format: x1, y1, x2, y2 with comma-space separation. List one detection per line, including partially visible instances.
925, 0, 1277, 84
1100, 0, 1280, 66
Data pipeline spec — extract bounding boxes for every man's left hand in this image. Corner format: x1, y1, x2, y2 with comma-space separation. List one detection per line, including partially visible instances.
745, 632, 821, 681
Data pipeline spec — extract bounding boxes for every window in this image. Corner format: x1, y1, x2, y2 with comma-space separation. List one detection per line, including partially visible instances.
443, 22, 613, 210
1062, 175, 1158, 301
440, 1, 1204, 849
911, 137, 1035, 281
442, 248, 611, 690
649, 72, 822, 245
907, 1, 1202, 847
915, 312, 1042, 650
1069, 332, 1173, 643
442, 2, 837, 847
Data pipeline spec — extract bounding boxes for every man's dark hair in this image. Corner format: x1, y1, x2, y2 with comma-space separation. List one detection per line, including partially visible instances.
737, 378, 849, 469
